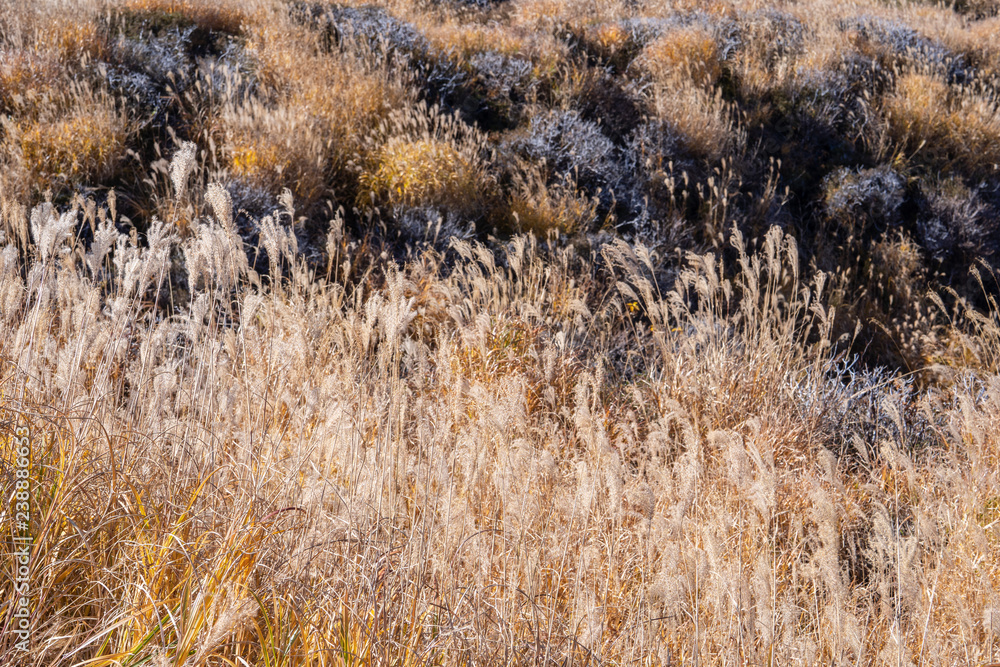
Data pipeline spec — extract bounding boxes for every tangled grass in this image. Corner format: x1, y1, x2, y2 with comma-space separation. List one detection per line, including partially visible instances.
1, 0, 1000, 664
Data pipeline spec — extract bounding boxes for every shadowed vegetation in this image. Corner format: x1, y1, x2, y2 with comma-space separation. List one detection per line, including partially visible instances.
2, 0, 1000, 664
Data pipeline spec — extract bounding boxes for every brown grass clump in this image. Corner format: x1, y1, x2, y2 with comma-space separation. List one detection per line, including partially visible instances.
423, 19, 557, 64
885, 71, 952, 138
221, 105, 328, 208
0, 51, 60, 113
358, 103, 495, 220
37, 14, 107, 61
649, 82, 734, 162
223, 17, 408, 209
3, 90, 130, 195
364, 138, 480, 209
885, 71, 1000, 173
629, 26, 733, 162
509, 169, 598, 235
951, 17, 1000, 77
593, 22, 630, 54
639, 26, 723, 89
671, 0, 738, 20
119, 0, 251, 34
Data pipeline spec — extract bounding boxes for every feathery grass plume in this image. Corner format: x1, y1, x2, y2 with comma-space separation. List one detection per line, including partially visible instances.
29, 202, 75, 264
169, 140, 197, 201
205, 181, 233, 231
0, 244, 23, 325
183, 191, 247, 297
4, 0, 1000, 663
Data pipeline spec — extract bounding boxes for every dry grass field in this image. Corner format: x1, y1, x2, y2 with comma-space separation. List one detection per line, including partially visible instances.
2, 0, 1000, 664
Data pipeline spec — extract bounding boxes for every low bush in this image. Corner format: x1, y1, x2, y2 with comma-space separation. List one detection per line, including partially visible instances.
504, 108, 620, 201
823, 165, 905, 235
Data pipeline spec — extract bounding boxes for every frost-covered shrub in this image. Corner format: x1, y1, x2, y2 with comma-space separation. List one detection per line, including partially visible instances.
625, 120, 685, 177
105, 27, 253, 129
469, 51, 532, 100
441, 50, 536, 128
302, 3, 429, 61
738, 9, 806, 70
104, 66, 162, 114
954, 0, 1000, 18
823, 166, 905, 232
917, 179, 993, 262
638, 24, 723, 89
110, 27, 194, 85
833, 363, 937, 461
825, 50, 887, 96
618, 17, 676, 47
838, 15, 956, 72
505, 109, 621, 198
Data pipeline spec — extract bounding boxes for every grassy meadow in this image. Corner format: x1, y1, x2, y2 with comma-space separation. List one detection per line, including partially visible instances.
2, 0, 1000, 663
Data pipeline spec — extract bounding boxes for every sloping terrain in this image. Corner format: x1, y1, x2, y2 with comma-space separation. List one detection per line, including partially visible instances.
2, 0, 1000, 664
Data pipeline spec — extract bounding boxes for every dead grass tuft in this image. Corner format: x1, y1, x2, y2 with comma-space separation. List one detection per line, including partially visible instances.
885, 71, 1000, 173
4, 0, 1000, 664
0, 51, 60, 113
358, 103, 495, 222
639, 25, 722, 89
3, 88, 131, 196
119, 0, 251, 34
509, 169, 597, 235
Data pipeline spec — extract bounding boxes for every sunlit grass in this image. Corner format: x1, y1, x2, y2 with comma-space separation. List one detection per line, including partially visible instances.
2, 0, 1000, 663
